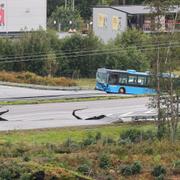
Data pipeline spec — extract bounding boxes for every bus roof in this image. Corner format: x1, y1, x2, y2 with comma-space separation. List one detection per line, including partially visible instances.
97, 68, 150, 76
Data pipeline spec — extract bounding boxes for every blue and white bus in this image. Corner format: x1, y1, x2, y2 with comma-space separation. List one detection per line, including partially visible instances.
96, 68, 156, 95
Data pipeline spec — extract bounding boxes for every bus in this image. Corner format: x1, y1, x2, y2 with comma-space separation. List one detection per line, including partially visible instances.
95, 68, 156, 95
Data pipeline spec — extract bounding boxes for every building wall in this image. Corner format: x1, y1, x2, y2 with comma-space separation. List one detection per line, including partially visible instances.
0, 0, 46, 33
93, 8, 127, 43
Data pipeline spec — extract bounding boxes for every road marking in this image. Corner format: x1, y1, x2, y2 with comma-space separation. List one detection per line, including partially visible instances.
119, 112, 133, 117
145, 110, 155, 114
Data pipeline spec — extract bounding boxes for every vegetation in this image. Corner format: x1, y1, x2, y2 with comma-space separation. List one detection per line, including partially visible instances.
0, 29, 153, 78
0, 123, 179, 179
0, 71, 76, 86
48, 6, 83, 31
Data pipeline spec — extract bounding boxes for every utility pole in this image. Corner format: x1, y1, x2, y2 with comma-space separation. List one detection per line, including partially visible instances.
65, 0, 74, 11
72, 0, 75, 11
65, 0, 67, 9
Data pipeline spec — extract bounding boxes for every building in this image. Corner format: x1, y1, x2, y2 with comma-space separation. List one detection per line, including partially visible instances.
93, 5, 180, 42
0, 0, 46, 35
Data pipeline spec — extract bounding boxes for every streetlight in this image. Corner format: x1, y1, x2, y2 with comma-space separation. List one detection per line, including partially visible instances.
68, 20, 73, 33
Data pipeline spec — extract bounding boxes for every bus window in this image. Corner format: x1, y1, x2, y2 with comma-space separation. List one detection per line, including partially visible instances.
128, 75, 137, 84
109, 73, 119, 85
96, 72, 107, 84
119, 73, 128, 84
137, 76, 147, 86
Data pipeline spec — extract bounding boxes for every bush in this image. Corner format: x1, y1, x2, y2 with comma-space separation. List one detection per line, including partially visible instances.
152, 165, 166, 177
143, 130, 156, 141
31, 171, 45, 180
99, 154, 111, 169
120, 129, 142, 143
144, 147, 154, 155
172, 160, 180, 175
131, 161, 142, 174
121, 165, 133, 176
95, 132, 102, 141
81, 134, 96, 147
77, 164, 90, 175
120, 129, 157, 143
173, 160, 180, 169
120, 161, 142, 176
0, 71, 76, 86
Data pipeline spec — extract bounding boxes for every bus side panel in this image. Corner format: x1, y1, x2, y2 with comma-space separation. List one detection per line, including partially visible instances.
105, 85, 156, 95
96, 82, 107, 91
125, 86, 156, 95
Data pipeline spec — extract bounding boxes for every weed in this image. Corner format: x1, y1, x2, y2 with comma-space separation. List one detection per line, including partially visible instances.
120, 161, 142, 176
99, 154, 111, 169
152, 165, 166, 177
81, 134, 96, 147
77, 164, 90, 175
95, 132, 102, 141
120, 129, 142, 143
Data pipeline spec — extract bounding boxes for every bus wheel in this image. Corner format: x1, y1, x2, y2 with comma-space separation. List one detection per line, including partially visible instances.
119, 88, 125, 94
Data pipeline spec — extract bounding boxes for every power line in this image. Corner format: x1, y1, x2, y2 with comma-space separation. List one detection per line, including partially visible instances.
0, 38, 178, 59
0, 45, 179, 64
0, 41, 179, 62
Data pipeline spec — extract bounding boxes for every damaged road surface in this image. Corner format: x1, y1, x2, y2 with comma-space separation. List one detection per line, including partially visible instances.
72, 109, 106, 120
0, 107, 9, 121
0, 97, 152, 131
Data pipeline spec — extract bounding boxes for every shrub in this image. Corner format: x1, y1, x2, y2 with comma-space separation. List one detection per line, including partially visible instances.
103, 137, 116, 145
131, 161, 142, 174
81, 134, 96, 147
172, 160, 180, 175
121, 165, 133, 176
99, 154, 111, 169
120, 161, 142, 176
0, 71, 76, 86
31, 171, 45, 180
173, 160, 180, 169
77, 164, 90, 175
20, 173, 32, 180
120, 129, 142, 143
152, 165, 166, 177
95, 132, 102, 141
143, 130, 156, 141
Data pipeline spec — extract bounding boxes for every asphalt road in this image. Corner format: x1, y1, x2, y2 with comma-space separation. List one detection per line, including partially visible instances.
0, 97, 155, 131
0, 85, 107, 101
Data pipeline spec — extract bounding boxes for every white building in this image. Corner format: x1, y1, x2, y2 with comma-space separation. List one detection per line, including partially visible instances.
93, 5, 180, 42
0, 0, 46, 34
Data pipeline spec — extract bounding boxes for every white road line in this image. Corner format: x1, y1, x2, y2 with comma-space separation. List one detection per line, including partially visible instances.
145, 110, 155, 114
119, 112, 133, 117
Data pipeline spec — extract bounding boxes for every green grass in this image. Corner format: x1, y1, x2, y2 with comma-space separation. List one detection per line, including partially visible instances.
0, 95, 148, 106
0, 123, 155, 145
175, 70, 180, 75
0, 123, 179, 179
75, 78, 96, 89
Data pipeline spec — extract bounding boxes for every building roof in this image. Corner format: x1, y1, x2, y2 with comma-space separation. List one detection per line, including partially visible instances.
95, 5, 180, 15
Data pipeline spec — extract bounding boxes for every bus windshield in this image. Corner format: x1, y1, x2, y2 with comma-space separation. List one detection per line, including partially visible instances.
96, 71, 107, 84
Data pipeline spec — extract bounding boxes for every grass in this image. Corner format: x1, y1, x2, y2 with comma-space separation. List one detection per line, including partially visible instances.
75, 78, 96, 89
175, 70, 180, 75
0, 71, 76, 86
0, 95, 146, 105
0, 123, 154, 145
0, 123, 179, 179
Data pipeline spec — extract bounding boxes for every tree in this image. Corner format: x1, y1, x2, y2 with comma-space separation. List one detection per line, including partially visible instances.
146, 0, 180, 142
60, 33, 103, 78
48, 6, 83, 31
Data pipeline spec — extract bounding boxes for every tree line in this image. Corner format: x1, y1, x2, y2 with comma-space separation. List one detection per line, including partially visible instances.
0, 29, 158, 78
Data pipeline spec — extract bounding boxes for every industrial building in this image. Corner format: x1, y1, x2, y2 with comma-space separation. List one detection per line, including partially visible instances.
0, 0, 46, 34
93, 5, 180, 42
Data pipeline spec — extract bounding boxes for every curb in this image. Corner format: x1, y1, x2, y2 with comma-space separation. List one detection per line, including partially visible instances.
0, 81, 81, 91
